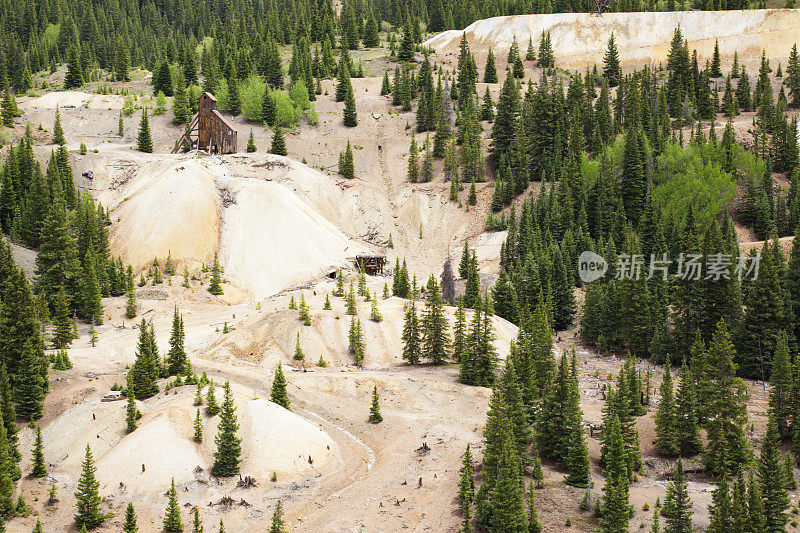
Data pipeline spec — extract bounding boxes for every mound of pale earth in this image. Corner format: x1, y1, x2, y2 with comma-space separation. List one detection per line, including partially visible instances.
21, 91, 124, 110
425, 9, 800, 69
97, 151, 367, 298
109, 158, 220, 270
207, 291, 519, 368
240, 399, 338, 478
96, 413, 203, 495
218, 174, 365, 298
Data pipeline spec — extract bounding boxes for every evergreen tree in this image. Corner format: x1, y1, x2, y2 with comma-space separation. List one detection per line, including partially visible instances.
53, 107, 65, 146
603, 33, 621, 87
675, 358, 702, 456
702, 319, 751, 477
74, 444, 104, 529
339, 140, 354, 178
193, 408, 203, 442
190, 507, 202, 533
421, 276, 450, 364
172, 69, 189, 125
270, 364, 290, 410
166, 308, 188, 376
348, 317, 365, 365
402, 301, 422, 365
211, 381, 241, 476
0, 87, 15, 128
208, 252, 223, 295
368, 385, 382, 423
64, 46, 84, 89
125, 372, 139, 433
484, 49, 498, 84
654, 356, 679, 456
163, 478, 183, 532
711, 39, 722, 78
123, 502, 137, 533
30, 424, 46, 477
343, 84, 358, 127
136, 110, 153, 153
759, 418, 790, 530
661, 459, 692, 533
246, 129, 256, 153
768, 331, 793, 438
270, 501, 286, 533
206, 382, 219, 415
600, 414, 630, 533
707, 475, 731, 533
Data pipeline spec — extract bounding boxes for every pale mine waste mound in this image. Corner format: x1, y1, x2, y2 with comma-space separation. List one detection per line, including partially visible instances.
89, 151, 371, 299
42, 390, 339, 497
206, 293, 521, 368
425, 9, 800, 69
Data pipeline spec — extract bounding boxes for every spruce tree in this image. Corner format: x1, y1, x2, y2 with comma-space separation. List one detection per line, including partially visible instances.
190, 507, 202, 533
759, 418, 790, 530
211, 381, 241, 476
661, 459, 692, 533
603, 33, 621, 87
0, 87, 15, 128
675, 358, 702, 456
458, 444, 474, 530
270, 501, 286, 533
74, 444, 104, 529
600, 414, 630, 533
339, 140, 354, 178
246, 129, 256, 153
768, 331, 793, 438
136, 110, 153, 153
208, 252, 223, 295
166, 307, 188, 376
123, 502, 137, 533
193, 408, 203, 442
368, 385, 382, 423
421, 276, 450, 364
484, 49, 498, 84
654, 356, 679, 456
402, 301, 422, 365
64, 46, 84, 89
348, 317, 365, 365
206, 382, 219, 415
343, 85, 357, 127
707, 475, 731, 533
163, 478, 183, 532
126, 373, 138, 433
53, 107, 65, 146
270, 364, 290, 410
30, 424, 46, 477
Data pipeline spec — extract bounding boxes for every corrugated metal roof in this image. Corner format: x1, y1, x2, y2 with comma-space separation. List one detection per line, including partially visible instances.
211, 109, 238, 133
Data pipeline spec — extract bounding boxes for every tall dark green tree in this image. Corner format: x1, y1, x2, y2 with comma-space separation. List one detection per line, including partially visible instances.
211, 381, 241, 476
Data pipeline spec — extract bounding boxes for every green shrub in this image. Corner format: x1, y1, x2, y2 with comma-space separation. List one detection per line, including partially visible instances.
240, 75, 267, 121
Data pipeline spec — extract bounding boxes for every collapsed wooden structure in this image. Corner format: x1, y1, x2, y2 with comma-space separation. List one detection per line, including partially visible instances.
172, 92, 238, 154
354, 254, 387, 275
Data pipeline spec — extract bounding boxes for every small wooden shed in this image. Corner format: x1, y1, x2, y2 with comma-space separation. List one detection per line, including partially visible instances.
172, 92, 238, 154
354, 254, 387, 275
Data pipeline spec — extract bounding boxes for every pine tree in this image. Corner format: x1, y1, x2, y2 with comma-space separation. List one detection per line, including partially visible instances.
270, 501, 286, 533
166, 308, 188, 376
270, 364, 290, 410
74, 444, 104, 529
125, 274, 137, 319
489, 420, 528, 532
208, 252, 223, 295
484, 49, 498, 84
30, 424, 46, 477
402, 301, 422, 365
675, 358, 702, 456
193, 408, 203, 442
458, 444, 474, 530
53, 107, 65, 146
125, 373, 138, 433
603, 33, 621, 87
343, 82, 358, 127
172, 70, 189, 125
211, 381, 241, 476
206, 382, 219, 415
702, 319, 751, 477
707, 475, 731, 533
421, 276, 450, 364
661, 459, 692, 533
136, 110, 153, 153
0, 86, 15, 128
64, 46, 84, 89
759, 418, 790, 530
339, 140, 355, 178
654, 356, 679, 456
163, 478, 183, 532
190, 507, 202, 533
600, 414, 630, 533
407, 136, 419, 182
348, 317, 365, 365
368, 385, 382, 423
768, 331, 793, 438
123, 502, 137, 533
710, 39, 722, 78
52, 287, 75, 348
246, 129, 256, 153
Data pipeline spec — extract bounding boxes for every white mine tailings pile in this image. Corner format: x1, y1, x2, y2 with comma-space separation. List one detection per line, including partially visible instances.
425, 9, 800, 69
